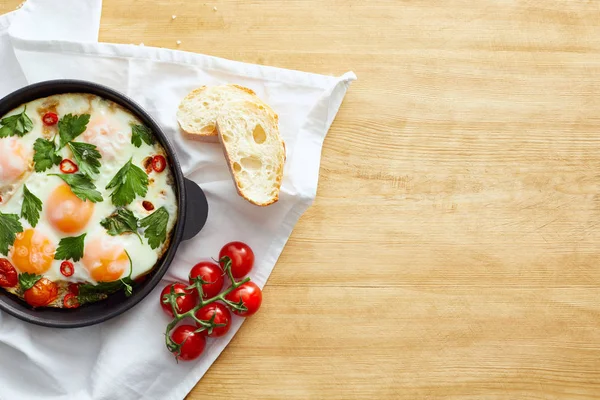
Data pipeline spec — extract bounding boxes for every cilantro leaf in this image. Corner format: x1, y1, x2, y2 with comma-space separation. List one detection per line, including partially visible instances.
131, 124, 155, 148
140, 206, 169, 249
21, 185, 43, 228
58, 113, 90, 148
100, 208, 142, 242
106, 158, 148, 206
33, 138, 62, 172
55, 233, 86, 262
68, 141, 102, 178
0, 212, 23, 255
50, 173, 103, 203
18, 272, 42, 291
0, 107, 33, 138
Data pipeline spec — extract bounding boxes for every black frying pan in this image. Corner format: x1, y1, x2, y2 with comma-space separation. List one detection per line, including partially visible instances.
0, 80, 208, 328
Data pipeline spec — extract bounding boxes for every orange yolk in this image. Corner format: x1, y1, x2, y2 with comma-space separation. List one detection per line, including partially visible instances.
83, 117, 128, 160
82, 236, 129, 282
46, 184, 95, 233
10, 229, 55, 274
0, 138, 32, 183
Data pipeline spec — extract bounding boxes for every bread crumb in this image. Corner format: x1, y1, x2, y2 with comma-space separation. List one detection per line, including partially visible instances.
176, 40, 182, 45
139, 42, 145, 46
172, 15, 177, 20
213, 6, 217, 11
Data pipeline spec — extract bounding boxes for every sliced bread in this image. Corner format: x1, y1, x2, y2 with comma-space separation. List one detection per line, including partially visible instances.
176, 85, 257, 142
216, 99, 286, 206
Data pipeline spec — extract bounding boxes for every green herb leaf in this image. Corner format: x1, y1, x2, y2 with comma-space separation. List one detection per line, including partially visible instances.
77, 278, 134, 304
100, 208, 141, 242
58, 113, 90, 148
21, 185, 43, 228
18, 272, 42, 291
68, 141, 102, 178
55, 233, 86, 262
0, 212, 23, 256
105, 158, 148, 206
33, 138, 62, 172
131, 124, 155, 147
0, 107, 33, 137
140, 206, 169, 249
50, 173, 103, 203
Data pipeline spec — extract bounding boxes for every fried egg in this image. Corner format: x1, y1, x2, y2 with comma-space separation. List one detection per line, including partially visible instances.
0, 93, 178, 307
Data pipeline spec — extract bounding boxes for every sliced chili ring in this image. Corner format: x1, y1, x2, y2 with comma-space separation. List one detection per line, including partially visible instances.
59, 159, 78, 174
60, 261, 74, 277
63, 293, 80, 309
151, 155, 166, 173
42, 112, 59, 126
142, 200, 155, 211
68, 283, 80, 296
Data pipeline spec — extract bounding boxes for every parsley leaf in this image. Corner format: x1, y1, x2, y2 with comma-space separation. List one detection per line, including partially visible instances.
77, 251, 134, 303
58, 113, 90, 148
106, 158, 148, 207
131, 124, 155, 147
18, 272, 42, 291
55, 233, 86, 262
0, 107, 33, 138
0, 212, 23, 256
100, 208, 142, 242
140, 206, 169, 249
68, 141, 102, 178
21, 185, 43, 228
33, 138, 62, 172
50, 173, 103, 203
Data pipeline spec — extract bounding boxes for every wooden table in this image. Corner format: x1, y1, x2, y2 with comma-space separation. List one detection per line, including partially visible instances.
3, 0, 600, 398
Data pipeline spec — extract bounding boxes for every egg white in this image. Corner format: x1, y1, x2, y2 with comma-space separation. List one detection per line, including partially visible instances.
0, 93, 178, 285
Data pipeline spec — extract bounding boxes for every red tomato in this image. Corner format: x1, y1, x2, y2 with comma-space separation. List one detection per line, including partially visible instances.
171, 325, 206, 361
63, 293, 80, 309
195, 302, 232, 337
42, 112, 58, 126
188, 261, 224, 299
0, 258, 18, 288
59, 159, 78, 174
60, 261, 74, 277
224, 281, 262, 317
152, 155, 166, 173
219, 241, 255, 279
24, 278, 58, 307
160, 283, 198, 317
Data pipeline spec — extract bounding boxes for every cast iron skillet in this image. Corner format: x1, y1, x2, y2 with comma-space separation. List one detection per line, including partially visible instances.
0, 80, 209, 328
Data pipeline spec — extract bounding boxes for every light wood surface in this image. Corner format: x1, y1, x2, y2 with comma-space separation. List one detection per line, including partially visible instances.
3, 0, 600, 398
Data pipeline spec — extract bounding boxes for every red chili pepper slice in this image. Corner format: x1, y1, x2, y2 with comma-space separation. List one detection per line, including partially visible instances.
68, 283, 80, 296
60, 261, 74, 277
42, 112, 59, 126
63, 293, 80, 309
59, 159, 78, 174
142, 201, 155, 211
151, 155, 166, 173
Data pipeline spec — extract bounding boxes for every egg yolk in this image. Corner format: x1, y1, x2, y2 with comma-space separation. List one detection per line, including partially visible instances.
83, 117, 128, 160
0, 138, 32, 183
10, 229, 55, 274
46, 183, 95, 233
82, 236, 129, 282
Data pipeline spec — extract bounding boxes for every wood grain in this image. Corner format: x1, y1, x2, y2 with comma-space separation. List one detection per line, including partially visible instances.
3, 0, 600, 398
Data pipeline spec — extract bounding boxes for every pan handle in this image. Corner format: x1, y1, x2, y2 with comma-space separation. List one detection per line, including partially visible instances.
182, 178, 209, 241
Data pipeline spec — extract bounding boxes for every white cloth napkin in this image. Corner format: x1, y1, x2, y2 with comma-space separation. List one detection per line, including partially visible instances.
0, 1, 355, 399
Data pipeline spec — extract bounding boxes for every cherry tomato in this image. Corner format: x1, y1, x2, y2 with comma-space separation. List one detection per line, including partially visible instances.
219, 241, 255, 279
59, 159, 78, 174
68, 283, 80, 295
60, 261, 74, 277
195, 302, 232, 337
151, 155, 166, 173
188, 261, 224, 299
24, 278, 58, 307
63, 293, 80, 309
170, 325, 206, 361
224, 281, 262, 317
42, 112, 58, 126
160, 283, 198, 317
0, 258, 18, 288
